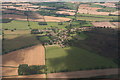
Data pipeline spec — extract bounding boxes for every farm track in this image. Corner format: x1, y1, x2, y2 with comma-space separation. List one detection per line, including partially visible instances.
47, 68, 119, 78
2, 44, 46, 78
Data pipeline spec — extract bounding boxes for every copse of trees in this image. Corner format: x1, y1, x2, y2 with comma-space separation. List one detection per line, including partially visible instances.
115, 1, 120, 10
18, 64, 46, 75
0, 19, 14, 23
38, 22, 47, 25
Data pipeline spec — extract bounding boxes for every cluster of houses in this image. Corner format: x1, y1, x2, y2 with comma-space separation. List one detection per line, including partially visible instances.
31, 26, 95, 47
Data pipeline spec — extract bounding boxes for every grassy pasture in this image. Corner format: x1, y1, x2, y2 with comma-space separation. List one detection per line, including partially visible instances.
3, 34, 40, 54
89, 3, 117, 12
77, 17, 113, 21
97, 7, 117, 12
46, 46, 117, 73
76, 13, 118, 21
77, 13, 117, 18
2, 20, 69, 30
30, 22, 69, 29
89, 3, 105, 8
2, 20, 30, 30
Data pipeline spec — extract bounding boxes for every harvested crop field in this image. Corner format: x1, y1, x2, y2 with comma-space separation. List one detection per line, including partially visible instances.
94, 3, 116, 8
3, 44, 45, 66
78, 4, 110, 15
111, 22, 119, 28
78, 8, 109, 15
2, 44, 45, 76
3, 74, 46, 78
2, 14, 27, 19
2, 14, 71, 22
18, 16, 71, 22
44, 16, 71, 22
92, 22, 116, 28
47, 68, 119, 78
3, 30, 31, 35
2, 67, 18, 76
56, 11, 75, 15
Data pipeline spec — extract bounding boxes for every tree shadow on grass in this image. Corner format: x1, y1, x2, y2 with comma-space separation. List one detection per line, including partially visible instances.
47, 46, 118, 73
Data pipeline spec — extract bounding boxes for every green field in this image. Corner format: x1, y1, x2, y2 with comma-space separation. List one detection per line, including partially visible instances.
89, 3, 117, 12
2, 20, 30, 30
30, 22, 69, 29
89, 3, 105, 8
46, 46, 117, 73
2, 20, 69, 30
77, 13, 118, 21
97, 7, 117, 12
77, 17, 113, 21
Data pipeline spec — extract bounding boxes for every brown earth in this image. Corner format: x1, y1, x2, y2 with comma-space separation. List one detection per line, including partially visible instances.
78, 4, 109, 15
2, 14, 71, 22
111, 11, 120, 15
56, 11, 75, 15
92, 22, 117, 28
2, 74, 46, 78
95, 2, 116, 8
47, 68, 119, 78
2, 14, 27, 19
2, 10, 24, 15
111, 22, 120, 28
44, 16, 71, 22
3, 30, 31, 35
2, 44, 45, 77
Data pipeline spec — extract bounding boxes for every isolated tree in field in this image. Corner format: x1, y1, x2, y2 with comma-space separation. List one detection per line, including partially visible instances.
58, 22, 63, 25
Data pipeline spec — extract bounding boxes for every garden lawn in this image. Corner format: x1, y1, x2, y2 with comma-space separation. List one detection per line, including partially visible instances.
46, 46, 117, 73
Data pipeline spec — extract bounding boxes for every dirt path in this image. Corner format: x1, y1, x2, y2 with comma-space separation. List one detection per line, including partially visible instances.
2, 44, 45, 77
47, 68, 119, 78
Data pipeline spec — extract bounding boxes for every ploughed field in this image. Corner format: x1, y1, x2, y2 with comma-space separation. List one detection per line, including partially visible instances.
46, 46, 117, 73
